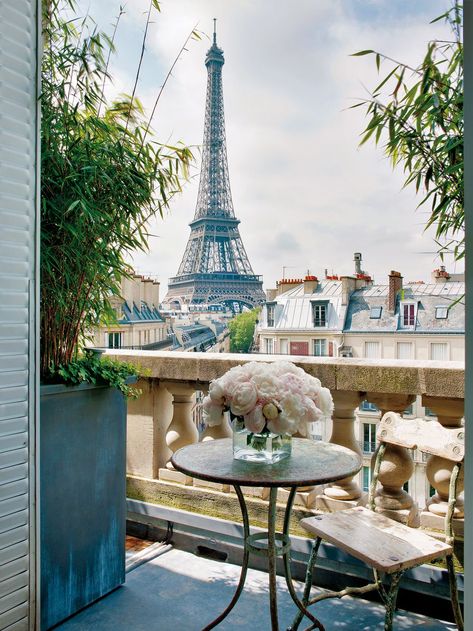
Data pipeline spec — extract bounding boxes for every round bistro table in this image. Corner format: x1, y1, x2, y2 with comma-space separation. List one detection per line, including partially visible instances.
171, 438, 361, 631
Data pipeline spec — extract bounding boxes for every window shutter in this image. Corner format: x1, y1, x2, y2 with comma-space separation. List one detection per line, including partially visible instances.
290, 342, 309, 356
397, 342, 413, 359
0, 1, 39, 628
430, 343, 448, 361
364, 341, 381, 359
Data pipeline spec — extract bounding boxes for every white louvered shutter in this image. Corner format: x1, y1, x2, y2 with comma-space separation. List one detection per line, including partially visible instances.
0, 1, 39, 629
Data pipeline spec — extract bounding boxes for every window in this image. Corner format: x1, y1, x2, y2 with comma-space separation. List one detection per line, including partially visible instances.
312, 302, 327, 327
279, 338, 288, 354
402, 303, 415, 327
435, 306, 448, 319
362, 466, 372, 493
403, 404, 414, 416
364, 341, 381, 358
360, 400, 379, 412
430, 342, 448, 361
424, 407, 436, 418
267, 303, 275, 327
397, 342, 413, 360
108, 332, 122, 349
363, 423, 377, 453
264, 338, 274, 354
313, 339, 327, 356
369, 306, 382, 319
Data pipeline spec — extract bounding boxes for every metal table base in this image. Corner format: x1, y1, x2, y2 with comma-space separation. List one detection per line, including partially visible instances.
202, 486, 324, 631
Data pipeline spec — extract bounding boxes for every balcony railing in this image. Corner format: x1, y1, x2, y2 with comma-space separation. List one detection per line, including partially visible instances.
106, 350, 464, 537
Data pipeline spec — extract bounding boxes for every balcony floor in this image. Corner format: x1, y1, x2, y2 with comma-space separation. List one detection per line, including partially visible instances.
56, 547, 455, 630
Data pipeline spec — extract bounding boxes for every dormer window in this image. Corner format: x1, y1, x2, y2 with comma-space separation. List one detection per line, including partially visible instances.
435, 305, 448, 319
370, 306, 382, 319
312, 301, 327, 327
266, 303, 275, 327
401, 302, 416, 327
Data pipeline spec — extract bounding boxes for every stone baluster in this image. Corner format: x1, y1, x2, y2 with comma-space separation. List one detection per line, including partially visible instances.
421, 396, 464, 527
320, 391, 363, 510
159, 381, 199, 485
368, 393, 416, 525
126, 378, 172, 478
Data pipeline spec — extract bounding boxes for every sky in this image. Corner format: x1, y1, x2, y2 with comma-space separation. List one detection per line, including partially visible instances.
79, 0, 460, 293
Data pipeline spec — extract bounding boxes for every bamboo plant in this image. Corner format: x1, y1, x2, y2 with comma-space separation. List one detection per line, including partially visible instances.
41, 0, 196, 388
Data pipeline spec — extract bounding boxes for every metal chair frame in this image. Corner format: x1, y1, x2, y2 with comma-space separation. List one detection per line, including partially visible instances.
290, 416, 464, 631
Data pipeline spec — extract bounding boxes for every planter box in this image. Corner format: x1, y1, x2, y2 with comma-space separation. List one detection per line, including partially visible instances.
40, 383, 127, 629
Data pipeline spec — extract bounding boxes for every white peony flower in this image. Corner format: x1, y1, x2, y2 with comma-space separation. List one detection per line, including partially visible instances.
301, 397, 324, 423
318, 387, 334, 417
208, 380, 225, 404
244, 405, 266, 433
230, 381, 258, 416
251, 373, 282, 400
268, 412, 296, 435
202, 396, 224, 427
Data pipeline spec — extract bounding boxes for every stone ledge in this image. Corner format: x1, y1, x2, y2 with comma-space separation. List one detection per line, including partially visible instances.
126, 475, 314, 536
106, 350, 464, 398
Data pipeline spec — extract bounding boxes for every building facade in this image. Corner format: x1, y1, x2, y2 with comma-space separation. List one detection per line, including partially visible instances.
90, 275, 170, 350
257, 257, 465, 508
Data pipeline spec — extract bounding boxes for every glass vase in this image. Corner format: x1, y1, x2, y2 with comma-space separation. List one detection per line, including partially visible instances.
232, 418, 292, 464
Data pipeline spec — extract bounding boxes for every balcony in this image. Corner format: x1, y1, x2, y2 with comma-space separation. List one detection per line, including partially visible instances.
97, 351, 463, 627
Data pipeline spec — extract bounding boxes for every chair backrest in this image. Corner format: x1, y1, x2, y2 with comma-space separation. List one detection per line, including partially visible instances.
376, 412, 464, 462
369, 412, 464, 541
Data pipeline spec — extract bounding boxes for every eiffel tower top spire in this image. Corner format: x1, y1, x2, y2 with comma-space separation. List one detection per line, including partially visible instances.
193, 21, 236, 223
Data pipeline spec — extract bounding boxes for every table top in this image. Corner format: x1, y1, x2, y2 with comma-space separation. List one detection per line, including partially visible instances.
171, 438, 361, 488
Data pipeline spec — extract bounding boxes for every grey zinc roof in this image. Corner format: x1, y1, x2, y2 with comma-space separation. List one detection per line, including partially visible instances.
264, 281, 345, 331
344, 283, 465, 333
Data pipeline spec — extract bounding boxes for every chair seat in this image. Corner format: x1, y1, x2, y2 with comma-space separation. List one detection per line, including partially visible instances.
301, 506, 452, 574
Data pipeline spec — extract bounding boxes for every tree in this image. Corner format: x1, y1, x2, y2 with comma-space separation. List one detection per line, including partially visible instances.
229, 309, 260, 353
41, 1, 197, 376
352, 2, 463, 261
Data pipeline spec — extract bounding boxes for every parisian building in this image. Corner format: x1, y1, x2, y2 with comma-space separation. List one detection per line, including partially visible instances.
257, 254, 465, 508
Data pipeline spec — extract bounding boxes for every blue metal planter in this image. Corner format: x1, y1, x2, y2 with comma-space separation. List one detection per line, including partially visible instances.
40, 383, 127, 629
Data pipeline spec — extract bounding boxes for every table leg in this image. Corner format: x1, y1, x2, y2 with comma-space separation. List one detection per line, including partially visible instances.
282, 488, 325, 631
202, 484, 250, 631
268, 488, 280, 630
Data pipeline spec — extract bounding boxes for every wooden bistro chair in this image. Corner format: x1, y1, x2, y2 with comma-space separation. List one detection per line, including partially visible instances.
292, 412, 464, 631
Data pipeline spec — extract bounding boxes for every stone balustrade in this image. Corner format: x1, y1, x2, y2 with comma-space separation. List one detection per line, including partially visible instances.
106, 350, 464, 532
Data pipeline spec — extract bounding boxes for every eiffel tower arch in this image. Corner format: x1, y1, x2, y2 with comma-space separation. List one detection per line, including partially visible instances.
165, 22, 265, 313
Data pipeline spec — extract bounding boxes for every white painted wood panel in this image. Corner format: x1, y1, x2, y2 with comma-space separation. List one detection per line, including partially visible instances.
0, 0, 39, 628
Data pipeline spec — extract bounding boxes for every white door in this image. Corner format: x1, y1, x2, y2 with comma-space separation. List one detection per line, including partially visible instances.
0, 1, 39, 629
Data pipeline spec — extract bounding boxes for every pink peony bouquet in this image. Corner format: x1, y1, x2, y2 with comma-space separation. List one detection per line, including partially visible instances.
202, 360, 333, 437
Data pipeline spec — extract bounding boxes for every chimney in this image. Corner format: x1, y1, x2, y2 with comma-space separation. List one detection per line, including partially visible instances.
303, 275, 318, 294
266, 288, 278, 301
153, 281, 160, 307
388, 271, 403, 312
431, 265, 451, 284
132, 275, 143, 311
340, 276, 356, 306
276, 278, 302, 296
121, 276, 134, 311
354, 252, 363, 275
142, 279, 155, 307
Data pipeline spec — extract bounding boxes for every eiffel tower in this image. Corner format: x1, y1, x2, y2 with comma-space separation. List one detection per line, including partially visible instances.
165, 21, 265, 313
